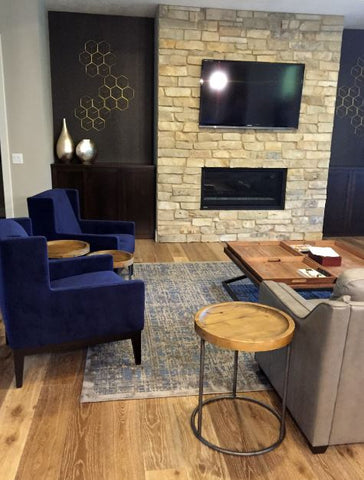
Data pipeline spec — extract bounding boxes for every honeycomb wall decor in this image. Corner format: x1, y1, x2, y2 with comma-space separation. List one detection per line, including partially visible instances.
336, 55, 364, 137
75, 40, 135, 131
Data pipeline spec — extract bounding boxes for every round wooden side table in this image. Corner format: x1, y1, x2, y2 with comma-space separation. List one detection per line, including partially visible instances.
47, 239, 90, 258
191, 301, 295, 456
88, 249, 134, 279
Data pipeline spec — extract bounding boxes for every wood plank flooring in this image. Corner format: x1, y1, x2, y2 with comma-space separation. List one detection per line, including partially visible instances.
1, 239, 364, 480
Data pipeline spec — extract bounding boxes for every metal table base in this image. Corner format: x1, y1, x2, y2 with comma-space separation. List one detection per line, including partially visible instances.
191, 339, 291, 456
222, 275, 247, 301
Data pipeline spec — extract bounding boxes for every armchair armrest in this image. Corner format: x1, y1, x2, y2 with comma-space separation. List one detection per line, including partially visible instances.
49, 255, 114, 281
51, 232, 120, 251
47, 280, 145, 345
79, 219, 135, 236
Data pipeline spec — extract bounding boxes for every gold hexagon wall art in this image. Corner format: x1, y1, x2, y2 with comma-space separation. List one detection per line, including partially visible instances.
336, 56, 364, 136
74, 40, 135, 131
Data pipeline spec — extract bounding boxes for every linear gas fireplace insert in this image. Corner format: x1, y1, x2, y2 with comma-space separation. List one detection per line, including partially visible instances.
201, 167, 287, 210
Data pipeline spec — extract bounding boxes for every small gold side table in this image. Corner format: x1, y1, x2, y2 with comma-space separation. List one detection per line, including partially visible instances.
191, 301, 295, 456
47, 239, 90, 258
88, 249, 134, 279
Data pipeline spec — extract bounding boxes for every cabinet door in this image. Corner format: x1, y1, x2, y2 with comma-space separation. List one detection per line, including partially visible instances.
324, 167, 364, 236
120, 166, 155, 238
84, 167, 120, 220
323, 168, 351, 236
51, 164, 155, 238
349, 170, 364, 235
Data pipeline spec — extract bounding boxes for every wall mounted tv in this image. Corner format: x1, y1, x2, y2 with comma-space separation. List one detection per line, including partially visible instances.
199, 59, 305, 129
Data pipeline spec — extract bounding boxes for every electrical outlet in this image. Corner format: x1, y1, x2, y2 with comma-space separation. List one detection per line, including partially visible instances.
12, 153, 24, 164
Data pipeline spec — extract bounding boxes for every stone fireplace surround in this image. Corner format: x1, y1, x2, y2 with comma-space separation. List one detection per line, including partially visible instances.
156, 5, 344, 242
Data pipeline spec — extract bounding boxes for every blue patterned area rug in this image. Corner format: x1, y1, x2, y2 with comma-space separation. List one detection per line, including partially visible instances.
80, 262, 331, 403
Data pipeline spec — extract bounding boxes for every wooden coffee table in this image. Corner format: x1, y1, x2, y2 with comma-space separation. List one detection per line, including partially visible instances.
223, 240, 364, 298
47, 239, 90, 258
88, 250, 134, 279
191, 301, 295, 456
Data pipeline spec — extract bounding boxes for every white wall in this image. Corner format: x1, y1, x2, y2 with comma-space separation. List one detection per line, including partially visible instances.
0, 0, 53, 216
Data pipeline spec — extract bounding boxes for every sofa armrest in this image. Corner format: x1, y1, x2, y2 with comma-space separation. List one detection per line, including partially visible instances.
259, 281, 316, 318
256, 280, 351, 447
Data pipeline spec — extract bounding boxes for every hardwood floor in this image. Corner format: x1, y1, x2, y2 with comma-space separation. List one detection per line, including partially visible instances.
1, 239, 364, 480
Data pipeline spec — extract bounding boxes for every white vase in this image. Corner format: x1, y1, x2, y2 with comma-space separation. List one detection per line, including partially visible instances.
56, 118, 74, 163
75, 139, 97, 164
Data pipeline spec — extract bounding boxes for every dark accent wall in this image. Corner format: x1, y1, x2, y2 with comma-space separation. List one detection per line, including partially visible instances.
48, 12, 154, 164
324, 29, 364, 236
330, 29, 364, 167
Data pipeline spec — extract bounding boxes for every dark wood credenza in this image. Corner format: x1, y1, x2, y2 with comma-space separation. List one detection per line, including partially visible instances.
51, 163, 155, 239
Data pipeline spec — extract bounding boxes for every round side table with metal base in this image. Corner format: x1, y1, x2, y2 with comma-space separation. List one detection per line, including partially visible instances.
88, 250, 134, 279
191, 301, 295, 456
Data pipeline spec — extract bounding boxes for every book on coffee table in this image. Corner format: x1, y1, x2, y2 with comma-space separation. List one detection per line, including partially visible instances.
290, 244, 312, 253
297, 268, 327, 278
308, 247, 342, 266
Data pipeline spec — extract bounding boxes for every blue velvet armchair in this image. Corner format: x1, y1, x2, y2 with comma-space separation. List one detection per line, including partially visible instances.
0, 221, 144, 388
27, 188, 135, 253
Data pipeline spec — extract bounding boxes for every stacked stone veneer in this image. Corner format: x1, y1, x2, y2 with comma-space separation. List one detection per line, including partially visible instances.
157, 5, 344, 242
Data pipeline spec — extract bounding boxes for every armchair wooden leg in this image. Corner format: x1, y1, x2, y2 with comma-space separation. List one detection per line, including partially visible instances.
131, 332, 141, 365
13, 350, 25, 388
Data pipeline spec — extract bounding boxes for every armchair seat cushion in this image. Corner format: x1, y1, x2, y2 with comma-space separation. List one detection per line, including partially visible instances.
51, 271, 124, 289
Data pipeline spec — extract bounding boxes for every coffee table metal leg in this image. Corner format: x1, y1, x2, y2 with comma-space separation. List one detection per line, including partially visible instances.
222, 275, 247, 300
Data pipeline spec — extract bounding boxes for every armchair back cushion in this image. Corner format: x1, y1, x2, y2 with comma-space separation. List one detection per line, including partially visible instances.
28, 188, 81, 235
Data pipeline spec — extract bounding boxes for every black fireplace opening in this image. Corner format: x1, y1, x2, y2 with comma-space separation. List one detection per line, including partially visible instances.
201, 167, 287, 210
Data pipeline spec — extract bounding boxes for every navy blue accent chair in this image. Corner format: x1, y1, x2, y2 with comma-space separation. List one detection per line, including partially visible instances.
27, 188, 135, 253
0, 222, 144, 388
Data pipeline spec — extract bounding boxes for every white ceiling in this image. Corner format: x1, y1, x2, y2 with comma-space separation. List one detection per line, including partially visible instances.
46, 0, 364, 28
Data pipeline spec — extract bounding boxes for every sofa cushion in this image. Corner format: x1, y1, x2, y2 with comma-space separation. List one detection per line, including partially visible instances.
331, 268, 364, 301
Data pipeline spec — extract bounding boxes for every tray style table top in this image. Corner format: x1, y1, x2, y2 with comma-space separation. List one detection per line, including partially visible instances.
47, 240, 90, 258
224, 240, 364, 289
88, 249, 134, 269
286, 240, 364, 276
194, 301, 295, 352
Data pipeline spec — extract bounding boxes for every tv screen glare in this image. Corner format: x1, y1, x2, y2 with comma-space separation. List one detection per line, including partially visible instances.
199, 59, 305, 129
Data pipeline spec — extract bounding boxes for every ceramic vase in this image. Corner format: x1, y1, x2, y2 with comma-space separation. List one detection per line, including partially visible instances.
75, 139, 97, 164
56, 118, 74, 163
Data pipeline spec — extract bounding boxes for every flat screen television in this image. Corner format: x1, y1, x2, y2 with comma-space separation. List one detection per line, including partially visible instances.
199, 59, 305, 129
